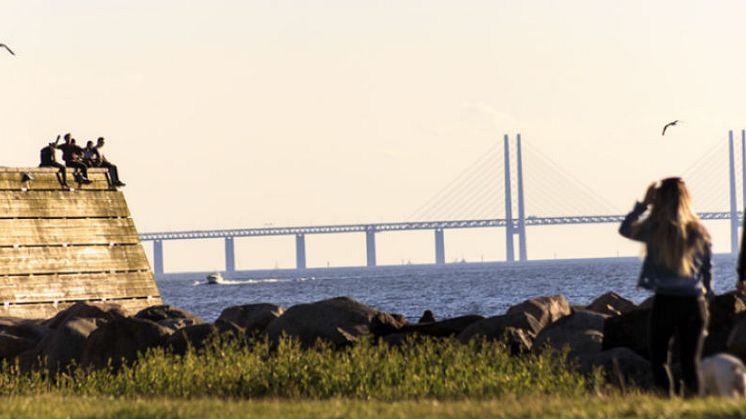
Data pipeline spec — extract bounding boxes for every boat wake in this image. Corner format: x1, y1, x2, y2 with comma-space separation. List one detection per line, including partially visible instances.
193, 277, 315, 286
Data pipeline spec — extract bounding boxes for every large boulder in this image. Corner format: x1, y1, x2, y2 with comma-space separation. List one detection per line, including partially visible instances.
382, 315, 484, 346
36, 318, 101, 374
166, 324, 218, 355
166, 320, 243, 355
505, 295, 572, 333
602, 307, 650, 359
81, 316, 173, 370
585, 292, 637, 317
458, 295, 571, 344
400, 315, 484, 338
0, 318, 48, 361
43, 302, 126, 329
533, 310, 605, 358
135, 305, 204, 331
217, 304, 284, 335
264, 296, 403, 347
458, 312, 535, 344
576, 347, 653, 389
704, 292, 746, 356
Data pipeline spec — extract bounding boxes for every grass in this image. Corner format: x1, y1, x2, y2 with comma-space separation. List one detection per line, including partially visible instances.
0, 336, 596, 399
0, 336, 736, 418
2, 395, 746, 419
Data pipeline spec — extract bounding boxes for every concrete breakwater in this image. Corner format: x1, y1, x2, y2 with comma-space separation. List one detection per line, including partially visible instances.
2, 291, 746, 388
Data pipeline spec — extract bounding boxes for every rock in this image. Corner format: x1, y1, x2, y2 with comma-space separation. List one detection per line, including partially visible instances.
135, 305, 204, 325
36, 317, 100, 374
726, 314, 746, 363
0, 333, 38, 362
705, 292, 746, 356
403, 315, 484, 337
370, 312, 408, 336
457, 312, 536, 344
458, 295, 571, 345
381, 315, 484, 346
214, 319, 244, 336
43, 301, 126, 329
504, 326, 533, 355
381, 332, 406, 346
217, 304, 284, 335
585, 292, 637, 316
0, 317, 47, 340
418, 310, 436, 323
0, 317, 48, 361
0, 318, 49, 371
158, 318, 200, 331
576, 347, 653, 389
505, 295, 572, 334
637, 296, 654, 311
602, 307, 650, 359
534, 311, 605, 358
264, 296, 401, 347
82, 316, 173, 371
166, 323, 219, 355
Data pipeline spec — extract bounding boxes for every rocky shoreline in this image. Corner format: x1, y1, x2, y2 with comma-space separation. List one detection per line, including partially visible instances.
2, 292, 745, 388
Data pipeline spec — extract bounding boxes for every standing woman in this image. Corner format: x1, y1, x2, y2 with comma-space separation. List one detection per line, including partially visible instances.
619, 178, 712, 396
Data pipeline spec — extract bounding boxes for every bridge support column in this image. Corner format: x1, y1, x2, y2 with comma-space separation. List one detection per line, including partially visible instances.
730, 130, 739, 255
366, 228, 377, 267
296, 234, 307, 269
434, 229, 445, 265
224, 237, 236, 273
504, 134, 515, 262
153, 240, 164, 276
516, 133, 527, 262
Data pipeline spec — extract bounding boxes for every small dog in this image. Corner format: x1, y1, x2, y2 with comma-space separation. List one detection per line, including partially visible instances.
699, 353, 746, 398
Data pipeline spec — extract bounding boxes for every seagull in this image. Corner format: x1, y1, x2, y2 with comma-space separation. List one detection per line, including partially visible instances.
0, 43, 15, 56
662, 120, 679, 136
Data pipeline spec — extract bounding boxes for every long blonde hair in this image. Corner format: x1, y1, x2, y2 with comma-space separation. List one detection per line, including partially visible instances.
634, 177, 710, 276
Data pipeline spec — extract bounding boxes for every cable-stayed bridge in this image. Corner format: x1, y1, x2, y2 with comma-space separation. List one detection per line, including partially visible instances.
141, 130, 746, 277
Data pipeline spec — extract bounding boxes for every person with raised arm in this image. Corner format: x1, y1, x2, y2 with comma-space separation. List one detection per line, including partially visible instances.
56, 133, 91, 184
39, 135, 68, 187
619, 178, 712, 397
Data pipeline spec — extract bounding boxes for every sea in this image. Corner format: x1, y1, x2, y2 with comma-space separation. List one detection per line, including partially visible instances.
156, 255, 740, 322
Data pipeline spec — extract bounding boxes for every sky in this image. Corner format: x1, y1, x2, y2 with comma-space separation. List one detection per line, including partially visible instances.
2, 1, 746, 272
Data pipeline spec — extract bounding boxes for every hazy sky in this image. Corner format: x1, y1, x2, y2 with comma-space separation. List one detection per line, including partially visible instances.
3, 1, 746, 271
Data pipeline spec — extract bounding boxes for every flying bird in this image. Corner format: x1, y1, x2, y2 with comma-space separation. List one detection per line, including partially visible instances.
662, 120, 679, 136
0, 43, 15, 56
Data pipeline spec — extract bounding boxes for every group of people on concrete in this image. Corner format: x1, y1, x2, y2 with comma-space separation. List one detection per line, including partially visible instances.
39, 134, 125, 188
620, 177, 746, 397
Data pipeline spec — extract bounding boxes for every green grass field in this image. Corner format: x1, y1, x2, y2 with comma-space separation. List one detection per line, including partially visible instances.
2, 395, 746, 419
0, 337, 739, 418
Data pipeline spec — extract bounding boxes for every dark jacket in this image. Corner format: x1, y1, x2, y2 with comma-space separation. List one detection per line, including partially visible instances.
738, 213, 746, 282
619, 202, 713, 296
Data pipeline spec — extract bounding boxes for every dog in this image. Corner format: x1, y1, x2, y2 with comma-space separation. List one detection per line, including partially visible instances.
699, 353, 746, 398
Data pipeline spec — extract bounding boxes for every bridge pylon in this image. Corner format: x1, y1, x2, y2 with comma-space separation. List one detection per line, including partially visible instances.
503, 134, 527, 262
503, 135, 514, 262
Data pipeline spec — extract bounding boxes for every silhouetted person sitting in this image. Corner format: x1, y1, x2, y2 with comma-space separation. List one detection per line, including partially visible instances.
39, 135, 68, 187
56, 133, 91, 184
82, 140, 97, 167
418, 310, 436, 323
92, 137, 125, 187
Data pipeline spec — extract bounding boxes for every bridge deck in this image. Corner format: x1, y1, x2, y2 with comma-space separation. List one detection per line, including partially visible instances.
139, 211, 742, 241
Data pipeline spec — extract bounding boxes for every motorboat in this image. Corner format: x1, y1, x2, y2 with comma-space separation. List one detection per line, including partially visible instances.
206, 272, 224, 285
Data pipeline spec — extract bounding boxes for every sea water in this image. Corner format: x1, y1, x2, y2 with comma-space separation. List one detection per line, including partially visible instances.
156, 255, 739, 321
